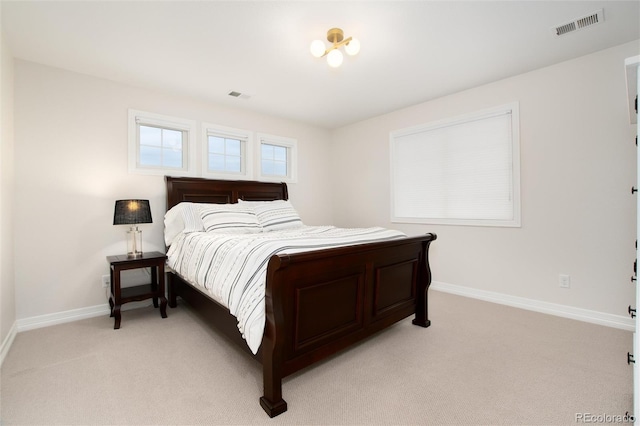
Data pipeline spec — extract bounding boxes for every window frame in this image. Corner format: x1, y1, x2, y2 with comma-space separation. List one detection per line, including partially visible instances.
201, 123, 253, 180
256, 133, 298, 183
390, 102, 521, 227
128, 109, 197, 177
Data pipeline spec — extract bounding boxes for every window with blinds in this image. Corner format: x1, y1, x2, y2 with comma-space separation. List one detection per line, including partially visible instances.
202, 123, 252, 179
128, 109, 197, 176
390, 103, 521, 227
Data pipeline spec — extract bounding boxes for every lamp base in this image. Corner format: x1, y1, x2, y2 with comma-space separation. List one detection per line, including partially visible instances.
126, 226, 143, 258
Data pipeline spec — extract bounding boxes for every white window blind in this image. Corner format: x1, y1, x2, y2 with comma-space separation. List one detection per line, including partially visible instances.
391, 103, 520, 227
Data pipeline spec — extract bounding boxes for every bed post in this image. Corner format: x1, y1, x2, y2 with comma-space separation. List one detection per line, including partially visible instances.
259, 255, 288, 417
412, 233, 437, 328
168, 273, 178, 308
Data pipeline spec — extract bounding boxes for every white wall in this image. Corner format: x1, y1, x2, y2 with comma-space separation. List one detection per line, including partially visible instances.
331, 40, 640, 318
13, 60, 333, 320
1, 27, 16, 356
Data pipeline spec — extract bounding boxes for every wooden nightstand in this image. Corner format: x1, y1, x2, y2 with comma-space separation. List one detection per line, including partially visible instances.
107, 251, 168, 329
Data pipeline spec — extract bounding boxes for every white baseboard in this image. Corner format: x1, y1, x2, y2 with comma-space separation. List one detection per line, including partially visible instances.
14, 300, 156, 333
431, 281, 635, 331
15, 304, 112, 332
1, 321, 17, 368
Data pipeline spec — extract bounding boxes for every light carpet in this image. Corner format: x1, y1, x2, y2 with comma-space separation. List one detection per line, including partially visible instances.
0, 291, 633, 425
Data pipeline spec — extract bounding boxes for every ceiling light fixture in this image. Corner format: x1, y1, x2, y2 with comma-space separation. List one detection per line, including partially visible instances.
310, 28, 360, 68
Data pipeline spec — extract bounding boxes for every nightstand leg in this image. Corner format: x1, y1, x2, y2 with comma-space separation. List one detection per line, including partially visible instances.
113, 267, 121, 329
113, 305, 121, 329
151, 266, 159, 308
109, 269, 114, 317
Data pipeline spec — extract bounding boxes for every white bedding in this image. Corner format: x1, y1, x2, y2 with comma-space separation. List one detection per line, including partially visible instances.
166, 225, 406, 354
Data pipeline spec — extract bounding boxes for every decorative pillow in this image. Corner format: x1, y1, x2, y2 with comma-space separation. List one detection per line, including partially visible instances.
200, 204, 262, 234
239, 199, 303, 232
181, 203, 206, 233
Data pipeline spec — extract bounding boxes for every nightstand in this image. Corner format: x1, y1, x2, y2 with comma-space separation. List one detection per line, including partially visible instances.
107, 251, 168, 329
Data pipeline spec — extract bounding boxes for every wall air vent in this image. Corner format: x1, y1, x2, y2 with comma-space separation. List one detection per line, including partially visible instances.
553, 9, 604, 36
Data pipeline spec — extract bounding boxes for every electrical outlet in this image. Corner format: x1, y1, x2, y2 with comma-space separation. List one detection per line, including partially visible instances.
101, 274, 110, 288
559, 274, 571, 288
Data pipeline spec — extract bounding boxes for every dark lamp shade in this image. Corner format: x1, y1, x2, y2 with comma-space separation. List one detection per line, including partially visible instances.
113, 199, 152, 225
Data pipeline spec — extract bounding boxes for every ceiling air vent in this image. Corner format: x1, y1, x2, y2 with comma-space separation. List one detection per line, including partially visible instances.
228, 90, 252, 100
553, 9, 604, 36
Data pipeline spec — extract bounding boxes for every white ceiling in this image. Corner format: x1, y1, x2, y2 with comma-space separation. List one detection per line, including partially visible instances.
2, 1, 640, 129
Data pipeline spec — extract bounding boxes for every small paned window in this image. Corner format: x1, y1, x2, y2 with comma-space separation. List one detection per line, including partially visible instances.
209, 136, 242, 173
139, 125, 184, 169
257, 133, 297, 183
128, 109, 196, 176
202, 123, 252, 179
261, 143, 288, 177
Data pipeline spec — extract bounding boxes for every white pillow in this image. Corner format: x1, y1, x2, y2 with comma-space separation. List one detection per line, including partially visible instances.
200, 204, 262, 234
181, 203, 206, 233
165, 202, 240, 245
239, 199, 303, 232
164, 203, 203, 246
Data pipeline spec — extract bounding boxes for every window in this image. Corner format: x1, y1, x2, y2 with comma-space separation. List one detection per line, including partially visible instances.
261, 144, 287, 176
390, 102, 520, 227
202, 123, 252, 179
257, 133, 297, 183
128, 109, 196, 176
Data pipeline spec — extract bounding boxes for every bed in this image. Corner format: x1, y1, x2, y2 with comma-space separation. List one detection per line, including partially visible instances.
164, 176, 437, 417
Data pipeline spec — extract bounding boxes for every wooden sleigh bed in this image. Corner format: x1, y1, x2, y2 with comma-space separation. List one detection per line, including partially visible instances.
165, 176, 437, 417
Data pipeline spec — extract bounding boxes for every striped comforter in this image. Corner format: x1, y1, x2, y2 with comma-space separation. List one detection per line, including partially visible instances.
166, 225, 406, 354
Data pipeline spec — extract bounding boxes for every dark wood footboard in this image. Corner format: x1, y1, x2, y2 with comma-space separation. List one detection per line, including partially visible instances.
258, 233, 436, 416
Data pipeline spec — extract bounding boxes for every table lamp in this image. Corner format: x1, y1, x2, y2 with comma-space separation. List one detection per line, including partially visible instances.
113, 199, 152, 258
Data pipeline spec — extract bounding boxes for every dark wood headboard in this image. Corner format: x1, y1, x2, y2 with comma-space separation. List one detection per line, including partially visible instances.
165, 176, 288, 210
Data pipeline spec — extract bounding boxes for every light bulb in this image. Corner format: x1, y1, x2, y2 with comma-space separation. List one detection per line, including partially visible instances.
327, 49, 343, 68
345, 38, 360, 56
310, 40, 325, 58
